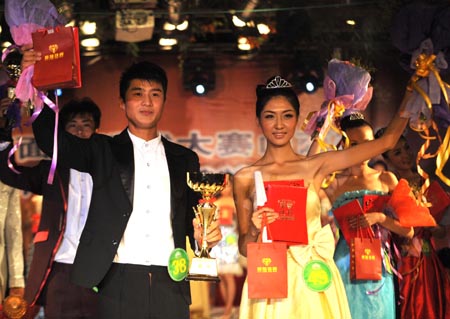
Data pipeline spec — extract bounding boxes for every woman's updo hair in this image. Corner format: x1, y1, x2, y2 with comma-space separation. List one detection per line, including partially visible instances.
255, 76, 300, 118
339, 112, 373, 132
339, 112, 374, 148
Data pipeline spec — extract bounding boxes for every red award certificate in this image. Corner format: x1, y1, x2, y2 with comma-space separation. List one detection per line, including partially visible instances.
333, 199, 374, 245
362, 194, 390, 213
263, 181, 308, 245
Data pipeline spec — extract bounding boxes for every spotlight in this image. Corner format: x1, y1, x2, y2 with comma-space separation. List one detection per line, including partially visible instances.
80, 21, 97, 36
288, 55, 324, 94
182, 57, 215, 96
194, 82, 206, 95
190, 74, 211, 96
291, 73, 321, 94
302, 75, 320, 93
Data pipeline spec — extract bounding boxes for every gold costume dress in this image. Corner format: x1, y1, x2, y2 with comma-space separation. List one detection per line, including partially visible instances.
239, 185, 351, 319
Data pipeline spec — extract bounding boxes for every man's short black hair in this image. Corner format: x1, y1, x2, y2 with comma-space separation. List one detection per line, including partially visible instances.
119, 61, 168, 101
59, 97, 101, 129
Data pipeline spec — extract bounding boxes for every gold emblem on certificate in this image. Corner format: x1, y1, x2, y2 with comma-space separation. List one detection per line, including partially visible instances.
186, 172, 227, 281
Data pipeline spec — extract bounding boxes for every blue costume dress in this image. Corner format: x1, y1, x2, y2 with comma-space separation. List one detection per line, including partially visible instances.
332, 190, 396, 319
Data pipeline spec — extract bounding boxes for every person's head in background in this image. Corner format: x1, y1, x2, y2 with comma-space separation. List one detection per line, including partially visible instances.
375, 128, 415, 174
375, 127, 423, 188
59, 97, 101, 139
339, 112, 374, 166
369, 159, 388, 172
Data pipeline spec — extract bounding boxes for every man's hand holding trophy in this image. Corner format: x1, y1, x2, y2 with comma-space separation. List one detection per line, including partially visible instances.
187, 172, 227, 281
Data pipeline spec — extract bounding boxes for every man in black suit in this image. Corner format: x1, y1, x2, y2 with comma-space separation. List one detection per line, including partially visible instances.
0, 97, 100, 318
29, 60, 222, 318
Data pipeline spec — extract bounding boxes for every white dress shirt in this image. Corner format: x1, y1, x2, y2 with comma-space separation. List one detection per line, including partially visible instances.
113, 132, 173, 266
54, 169, 92, 263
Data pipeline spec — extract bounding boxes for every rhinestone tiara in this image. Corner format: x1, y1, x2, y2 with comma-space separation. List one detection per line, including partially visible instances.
265, 76, 293, 89
349, 112, 365, 121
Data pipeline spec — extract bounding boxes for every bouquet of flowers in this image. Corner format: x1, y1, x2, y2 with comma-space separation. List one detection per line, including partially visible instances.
303, 58, 373, 149
4, 0, 66, 108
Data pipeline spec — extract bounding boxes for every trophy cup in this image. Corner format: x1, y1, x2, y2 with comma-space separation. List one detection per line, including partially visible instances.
186, 172, 227, 281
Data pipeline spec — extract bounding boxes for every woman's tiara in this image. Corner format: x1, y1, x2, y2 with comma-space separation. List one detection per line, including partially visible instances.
348, 112, 365, 121
265, 76, 292, 89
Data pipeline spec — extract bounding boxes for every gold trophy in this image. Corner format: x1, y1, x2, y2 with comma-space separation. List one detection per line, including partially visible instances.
186, 172, 227, 281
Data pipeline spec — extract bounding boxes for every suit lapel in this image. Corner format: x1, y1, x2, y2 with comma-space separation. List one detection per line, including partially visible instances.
111, 129, 135, 204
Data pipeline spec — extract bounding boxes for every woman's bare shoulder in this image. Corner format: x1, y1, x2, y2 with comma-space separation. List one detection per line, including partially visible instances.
379, 170, 399, 191
234, 165, 259, 181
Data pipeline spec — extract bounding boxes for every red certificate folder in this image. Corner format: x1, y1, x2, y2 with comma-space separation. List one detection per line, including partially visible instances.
263, 181, 308, 245
362, 194, 390, 213
32, 26, 82, 90
332, 199, 374, 245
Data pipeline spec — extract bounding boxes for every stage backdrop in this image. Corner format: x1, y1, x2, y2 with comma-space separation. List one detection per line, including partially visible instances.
13, 52, 415, 177
14, 53, 332, 174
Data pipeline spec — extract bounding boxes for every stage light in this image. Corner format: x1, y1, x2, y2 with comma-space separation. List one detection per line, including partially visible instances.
183, 57, 215, 96
237, 36, 252, 51
190, 73, 212, 96
232, 15, 247, 28
80, 21, 97, 35
292, 73, 321, 94
163, 20, 189, 31
194, 82, 206, 95
303, 75, 319, 93
159, 37, 177, 50
81, 37, 100, 49
288, 53, 324, 94
256, 23, 270, 35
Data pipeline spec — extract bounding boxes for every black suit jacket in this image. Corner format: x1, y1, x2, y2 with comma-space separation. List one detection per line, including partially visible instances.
0, 144, 70, 306
32, 105, 200, 302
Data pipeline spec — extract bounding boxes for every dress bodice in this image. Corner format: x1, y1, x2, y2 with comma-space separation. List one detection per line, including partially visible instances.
332, 189, 386, 211
304, 185, 324, 240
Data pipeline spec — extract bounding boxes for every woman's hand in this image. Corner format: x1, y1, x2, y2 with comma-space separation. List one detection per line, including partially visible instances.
249, 207, 279, 234
348, 212, 385, 229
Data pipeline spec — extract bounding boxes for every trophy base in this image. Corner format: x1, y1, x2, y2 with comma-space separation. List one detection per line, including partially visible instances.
186, 273, 221, 282
186, 257, 220, 282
